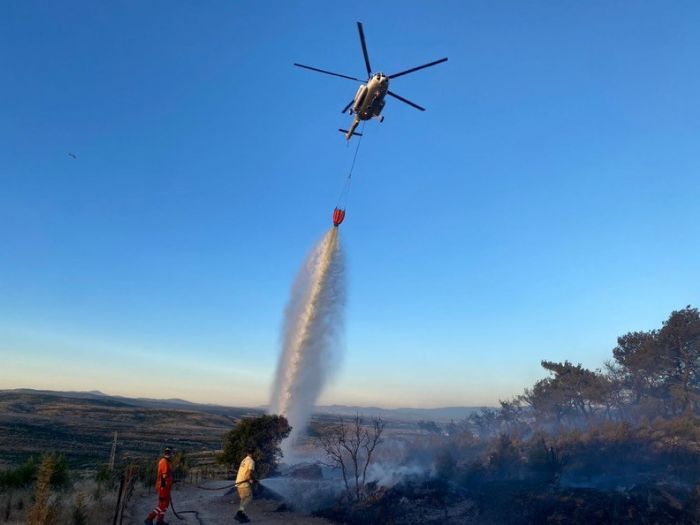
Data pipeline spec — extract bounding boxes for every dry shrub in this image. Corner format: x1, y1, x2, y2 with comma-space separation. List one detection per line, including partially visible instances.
71, 492, 87, 525
26, 455, 61, 525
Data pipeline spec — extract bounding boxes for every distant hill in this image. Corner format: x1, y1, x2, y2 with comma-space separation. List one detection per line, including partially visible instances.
6, 388, 252, 416
0, 389, 262, 468
315, 404, 486, 422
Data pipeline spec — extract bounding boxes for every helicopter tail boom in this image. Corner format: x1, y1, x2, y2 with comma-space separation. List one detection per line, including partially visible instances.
339, 127, 363, 139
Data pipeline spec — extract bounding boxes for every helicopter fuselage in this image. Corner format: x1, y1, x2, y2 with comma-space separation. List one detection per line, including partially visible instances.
344, 73, 388, 139
351, 73, 389, 120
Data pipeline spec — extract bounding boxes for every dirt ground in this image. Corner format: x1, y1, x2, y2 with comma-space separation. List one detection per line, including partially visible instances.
125, 481, 335, 525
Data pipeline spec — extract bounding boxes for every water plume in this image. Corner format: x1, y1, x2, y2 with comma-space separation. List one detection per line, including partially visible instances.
258, 477, 342, 513
270, 228, 346, 454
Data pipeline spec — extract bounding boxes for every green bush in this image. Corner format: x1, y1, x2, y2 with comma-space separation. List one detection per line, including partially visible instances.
0, 457, 38, 490
94, 464, 116, 489
219, 414, 291, 478
49, 454, 69, 489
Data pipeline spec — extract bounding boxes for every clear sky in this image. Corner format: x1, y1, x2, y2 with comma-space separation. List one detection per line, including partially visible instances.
1, 1, 699, 408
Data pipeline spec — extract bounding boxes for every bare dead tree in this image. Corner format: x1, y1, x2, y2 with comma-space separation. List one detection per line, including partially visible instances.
317, 414, 385, 501
318, 420, 351, 497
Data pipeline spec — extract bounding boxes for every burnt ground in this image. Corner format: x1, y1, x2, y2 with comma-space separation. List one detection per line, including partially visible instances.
316, 478, 700, 525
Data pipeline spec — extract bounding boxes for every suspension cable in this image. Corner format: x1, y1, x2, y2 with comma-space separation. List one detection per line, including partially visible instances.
347, 121, 365, 179
336, 121, 366, 209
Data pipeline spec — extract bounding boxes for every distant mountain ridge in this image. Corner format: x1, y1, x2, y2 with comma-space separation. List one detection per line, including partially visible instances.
4, 389, 485, 422
315, 404, 487, 422
3, 388, 252, 415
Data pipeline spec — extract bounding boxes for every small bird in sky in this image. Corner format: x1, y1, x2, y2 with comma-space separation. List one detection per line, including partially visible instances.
68, 153, 77, 159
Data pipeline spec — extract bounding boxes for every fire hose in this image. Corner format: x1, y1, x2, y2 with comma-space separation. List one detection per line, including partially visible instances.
169, 497, 201, 523
168, 480, 253, 522
196, 479, 255, 491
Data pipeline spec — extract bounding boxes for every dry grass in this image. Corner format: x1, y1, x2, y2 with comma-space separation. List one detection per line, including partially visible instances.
0, 479, 116, 525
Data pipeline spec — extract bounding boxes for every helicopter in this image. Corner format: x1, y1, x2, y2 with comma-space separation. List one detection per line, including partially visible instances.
294, 22, 447, 141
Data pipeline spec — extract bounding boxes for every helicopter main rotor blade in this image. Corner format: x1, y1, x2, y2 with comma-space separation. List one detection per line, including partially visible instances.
293, 63, 361, 81
387, 90, 425, 111
341, 99, 354, 114
357, 22, 372, 77
388, 57, 448, 79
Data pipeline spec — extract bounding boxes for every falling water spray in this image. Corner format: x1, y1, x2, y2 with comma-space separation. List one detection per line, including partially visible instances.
270, 228, 346, 454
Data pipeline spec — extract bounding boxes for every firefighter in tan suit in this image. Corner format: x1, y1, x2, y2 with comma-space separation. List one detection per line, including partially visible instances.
234, 447, 256, 523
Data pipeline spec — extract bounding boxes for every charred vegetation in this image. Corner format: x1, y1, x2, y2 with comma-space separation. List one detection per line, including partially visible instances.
314, 306, 700, 524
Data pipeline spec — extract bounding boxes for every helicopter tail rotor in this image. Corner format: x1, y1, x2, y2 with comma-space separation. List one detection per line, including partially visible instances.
338, 128, 363, 137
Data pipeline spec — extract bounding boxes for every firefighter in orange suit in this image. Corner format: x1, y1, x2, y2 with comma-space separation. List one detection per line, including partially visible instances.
145, 447, 174, 525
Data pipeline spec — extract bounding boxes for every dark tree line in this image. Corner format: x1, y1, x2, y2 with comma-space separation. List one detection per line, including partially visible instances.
462, 306, 700, 436
612, 306, 700, 417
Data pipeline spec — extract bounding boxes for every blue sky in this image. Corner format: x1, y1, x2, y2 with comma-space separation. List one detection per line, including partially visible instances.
1, 1, 699, 408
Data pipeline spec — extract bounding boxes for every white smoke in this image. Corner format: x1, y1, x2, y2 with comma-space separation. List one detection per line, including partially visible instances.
270, 228, 346, 455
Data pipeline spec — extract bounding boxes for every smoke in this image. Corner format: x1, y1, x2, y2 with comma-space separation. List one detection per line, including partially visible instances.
368, 462, 429, 488
270, 228, 346, 454
259, 477, 343, 513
